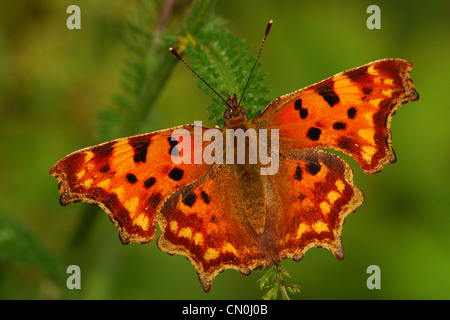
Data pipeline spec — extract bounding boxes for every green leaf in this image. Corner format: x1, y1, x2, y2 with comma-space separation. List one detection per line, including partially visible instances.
98, 0, 218, 139
257, 264, 275, 290
0, 214, 64, 280
262, 283, 280, 300
185, 16, 270, 126
258, 263, 301, 300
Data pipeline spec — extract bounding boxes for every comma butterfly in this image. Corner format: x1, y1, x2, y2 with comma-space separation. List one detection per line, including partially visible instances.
50, 20, 418, 292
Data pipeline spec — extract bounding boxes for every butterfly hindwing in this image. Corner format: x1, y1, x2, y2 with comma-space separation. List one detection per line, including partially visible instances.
270, 149, 364, 261
157, 163, 271, 292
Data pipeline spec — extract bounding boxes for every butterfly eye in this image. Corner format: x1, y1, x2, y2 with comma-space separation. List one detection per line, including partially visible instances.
239, 107, 246, 116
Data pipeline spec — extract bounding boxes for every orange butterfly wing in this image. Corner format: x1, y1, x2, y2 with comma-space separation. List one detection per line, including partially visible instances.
157, 164, 271, 292
253, 58, 419, 174
269, 150, 364, 262
50, 125, 212, 244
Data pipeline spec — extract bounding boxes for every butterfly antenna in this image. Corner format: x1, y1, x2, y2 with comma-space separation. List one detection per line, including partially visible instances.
169, 47, 229, 107
238, 19, 273, 108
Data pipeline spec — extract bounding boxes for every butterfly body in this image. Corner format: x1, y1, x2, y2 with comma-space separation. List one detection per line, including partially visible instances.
50, 58, 418, 292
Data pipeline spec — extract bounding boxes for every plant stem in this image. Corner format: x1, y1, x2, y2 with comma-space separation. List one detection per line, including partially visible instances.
118, 0, 217, 137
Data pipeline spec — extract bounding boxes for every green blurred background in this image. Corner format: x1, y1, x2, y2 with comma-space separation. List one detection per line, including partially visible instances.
0, 0, 449, 299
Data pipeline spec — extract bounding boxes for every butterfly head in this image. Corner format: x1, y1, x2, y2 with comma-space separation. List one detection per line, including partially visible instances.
223, 93, 248, 127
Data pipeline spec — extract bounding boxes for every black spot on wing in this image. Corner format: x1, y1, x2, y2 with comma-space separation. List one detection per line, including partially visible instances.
201, 191, 211, 205
168, 167, 184, 181
182, 192, 197, 207
306, 162, 321, 175
294, 166, 302, 180
129, 139, 150, 163
315, 81, 340, 107
347, 107, 357, 119
333, 122, 346, 130
306, 127, 322, 141
144, 177, 156, 189
168, 137, 179, 157
126, 173, 138, 184
363, 87, 373, 95
294, 99, 308, 119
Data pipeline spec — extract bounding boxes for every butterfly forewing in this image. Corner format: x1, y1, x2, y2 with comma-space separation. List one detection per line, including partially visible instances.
50, 125, 212, 244
253, 58, 419, 174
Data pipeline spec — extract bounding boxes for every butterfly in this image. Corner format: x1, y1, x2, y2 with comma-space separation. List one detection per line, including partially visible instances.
50, 20, 419, 292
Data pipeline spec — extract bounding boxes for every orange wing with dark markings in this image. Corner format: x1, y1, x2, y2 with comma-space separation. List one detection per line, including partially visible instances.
253, 58, 419, 174
271, 149, 364, 262
157, 163, 270, 292
50, 125, 211, 244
